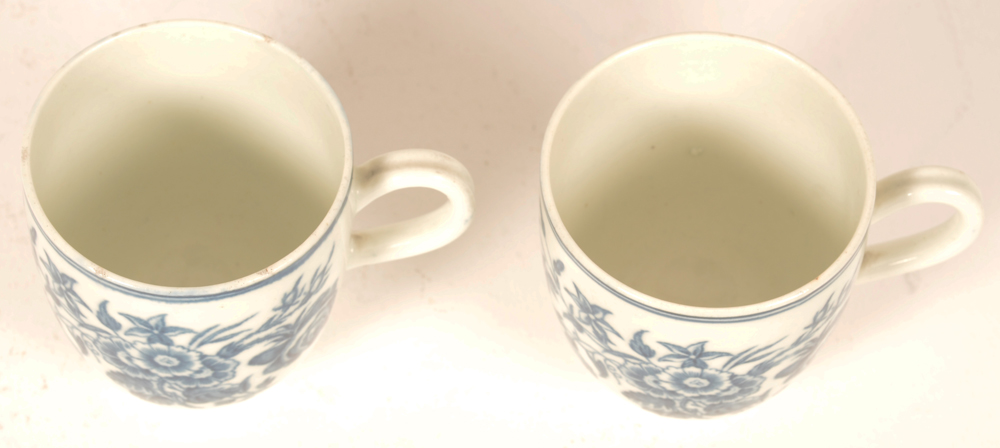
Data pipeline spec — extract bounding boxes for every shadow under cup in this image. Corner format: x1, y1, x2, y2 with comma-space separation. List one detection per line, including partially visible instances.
548, 37, 869, 308
28, 23, 346, 287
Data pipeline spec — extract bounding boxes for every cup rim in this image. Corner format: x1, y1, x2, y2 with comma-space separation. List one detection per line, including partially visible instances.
540, 32, 876, 319
20, 20, 355, 301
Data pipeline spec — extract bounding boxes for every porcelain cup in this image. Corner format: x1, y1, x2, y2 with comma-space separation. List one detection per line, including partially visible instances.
21, 21, 474, 407
540, 33, 983, 418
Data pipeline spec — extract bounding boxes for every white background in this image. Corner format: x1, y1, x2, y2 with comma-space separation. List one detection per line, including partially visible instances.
2, 1, 999, 446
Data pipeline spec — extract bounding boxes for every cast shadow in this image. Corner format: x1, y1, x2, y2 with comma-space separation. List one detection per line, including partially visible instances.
278, 1, 603, 374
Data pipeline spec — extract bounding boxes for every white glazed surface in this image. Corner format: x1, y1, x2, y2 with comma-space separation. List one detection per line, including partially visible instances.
29, 22, 346, 287
25, 201, 350, 406
543, 34, 877, 320
18, 21, 474, 407
859, 166, 984, 282
541, 205, 861, 418
546, 34, 870, 309
23, 21, 356, 296
2, 2, 999, 447
540, 33, 983, 417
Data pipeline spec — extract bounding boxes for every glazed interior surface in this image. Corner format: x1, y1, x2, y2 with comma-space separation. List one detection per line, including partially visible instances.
549, 36, 867, 308
30, 23, 345, 287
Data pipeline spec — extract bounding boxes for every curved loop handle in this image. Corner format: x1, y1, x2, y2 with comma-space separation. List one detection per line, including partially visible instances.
348, 149, 474, 269
857, 166, 983, 283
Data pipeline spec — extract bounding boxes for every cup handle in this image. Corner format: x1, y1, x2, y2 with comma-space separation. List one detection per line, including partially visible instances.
856, 166, 983, 283
347, 149, 475, 269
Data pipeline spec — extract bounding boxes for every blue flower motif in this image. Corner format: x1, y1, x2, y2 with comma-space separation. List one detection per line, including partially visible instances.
624, 362, 764, 405
180, 382, 247, 406
29, 241, 341, 407
127, 343, 203, 377
622, 362, 669, 394
106, 371, 174, 406
696, 391, 770, 417
249, 286, 337, 374
561, 284, 620, 347
120, 314, 193, 345
656, 341, 729, 369
658, 366, 763, 403
100, 342, 241, 406
542, 217, 850, 418
40, 252, 90, 320
125, 343, 238, 387
621, 391, 687, 418
662, 366, 734, 398
623, 389, 771, 418
94, 338, 159, 380
182, 356, 239, 387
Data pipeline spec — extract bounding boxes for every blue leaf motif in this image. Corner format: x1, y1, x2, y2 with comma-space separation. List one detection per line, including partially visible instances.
657, 342, 691, 356
273, 277, 303, 312
96, 301, 121, 332
700, 352, 729, 360
747, 360, 778, 377
188, 325, 219, 348
197, 314, 257, 348
216, 341, 244, 359
59, 273, 90, 312
774, 357, 808, 379
542, 206, 856, 418
687, 342, 706, 357
586, 352, 608, 378
257, 376, 277, 390
148, 333, 173, 345
124, 327, 151, 337
565, 284, 590, 313
120, 313, 154, 330
609, 350, 646, 363
594, 316, 622, 339
629, 331, 655, 359
239, 376, 252, 392
589, 304, 611, 320
147, 315, 166, 331
681, 359, 701, 368
247, 343, 285, 366
32, 243, 342, 407
78, 322, 111, 337
162, 327, 193, 337
202, 330, 247, 345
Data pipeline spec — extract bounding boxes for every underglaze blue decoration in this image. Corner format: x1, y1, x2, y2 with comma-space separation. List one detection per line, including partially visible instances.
540, 211, 851, 418
31, 228, 338, 407
547, 263, 847, 418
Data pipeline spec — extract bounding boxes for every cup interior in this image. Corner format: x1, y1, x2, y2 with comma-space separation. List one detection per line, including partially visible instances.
547, 35, 869, 308
27, 22, 348, 287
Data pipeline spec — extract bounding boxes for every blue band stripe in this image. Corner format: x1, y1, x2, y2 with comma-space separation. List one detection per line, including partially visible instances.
26, 174, 352, 303
541, 199, 863, 323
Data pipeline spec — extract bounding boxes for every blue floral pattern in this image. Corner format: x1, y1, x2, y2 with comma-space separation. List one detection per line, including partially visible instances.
540, 215, 849, 418
29, 226, 339, 407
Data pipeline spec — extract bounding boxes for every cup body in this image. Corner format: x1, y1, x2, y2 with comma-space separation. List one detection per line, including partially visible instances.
26, 208, 348, 407
541, 208, 861, 418
540, 34, 876, 418
23, 21, 357, 407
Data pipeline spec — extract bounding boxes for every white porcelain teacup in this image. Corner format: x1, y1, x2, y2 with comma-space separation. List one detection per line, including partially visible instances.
22, 21, 474, 407
540, 33, 983, 418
